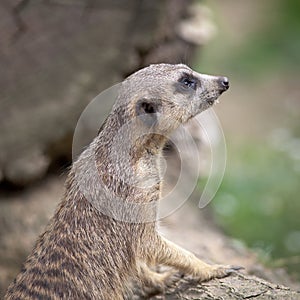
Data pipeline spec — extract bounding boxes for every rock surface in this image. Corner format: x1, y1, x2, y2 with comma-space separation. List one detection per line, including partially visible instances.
0, 0, 194, 185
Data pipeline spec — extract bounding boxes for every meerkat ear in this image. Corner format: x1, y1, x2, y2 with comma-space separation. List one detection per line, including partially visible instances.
135, 98, 161, 126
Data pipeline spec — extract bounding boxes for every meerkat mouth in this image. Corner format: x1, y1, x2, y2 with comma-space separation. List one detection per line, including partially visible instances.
207, 98, 220, 106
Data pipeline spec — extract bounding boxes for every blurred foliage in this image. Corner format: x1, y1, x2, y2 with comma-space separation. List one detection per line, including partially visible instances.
196, 0, 300, 280
230, 0, 300, 76
197, 0, 300, 79
211, 140, 300, 279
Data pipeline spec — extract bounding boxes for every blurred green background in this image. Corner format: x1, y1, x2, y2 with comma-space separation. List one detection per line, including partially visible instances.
196, 0, 300, 280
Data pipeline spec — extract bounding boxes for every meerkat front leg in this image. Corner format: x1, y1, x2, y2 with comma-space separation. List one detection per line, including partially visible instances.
153, 236, 242, 282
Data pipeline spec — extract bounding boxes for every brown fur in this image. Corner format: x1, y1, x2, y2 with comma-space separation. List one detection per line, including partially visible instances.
5, 64, 235, 300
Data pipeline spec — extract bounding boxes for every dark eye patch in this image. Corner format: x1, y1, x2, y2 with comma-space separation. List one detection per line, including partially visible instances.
178, 73, 199, 90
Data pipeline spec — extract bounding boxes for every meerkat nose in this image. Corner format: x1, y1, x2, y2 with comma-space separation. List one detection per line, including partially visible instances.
218, 76, 229, 91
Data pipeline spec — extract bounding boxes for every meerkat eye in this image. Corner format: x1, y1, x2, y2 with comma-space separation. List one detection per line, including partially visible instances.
178, 75, 198, 90
182, 78, 196, 89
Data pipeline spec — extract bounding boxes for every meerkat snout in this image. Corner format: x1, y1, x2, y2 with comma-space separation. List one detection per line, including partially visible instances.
218, 76, 229, 92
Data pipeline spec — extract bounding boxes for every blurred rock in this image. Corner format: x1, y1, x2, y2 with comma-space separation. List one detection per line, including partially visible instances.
5, 149, 50, 185
177, 2, 217, 45
0, 0, 195, 186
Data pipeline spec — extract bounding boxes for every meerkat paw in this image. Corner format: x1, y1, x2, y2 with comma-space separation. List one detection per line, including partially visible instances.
192, 264, 243, 282
149, 269, 180, 290
141, 269, 181, 296
159, 269, 183, 288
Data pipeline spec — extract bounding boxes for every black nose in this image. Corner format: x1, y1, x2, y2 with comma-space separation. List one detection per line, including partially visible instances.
219, 76, 229, 91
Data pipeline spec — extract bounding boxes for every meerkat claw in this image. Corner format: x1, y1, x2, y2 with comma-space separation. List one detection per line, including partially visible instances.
201, 264, 244, 280
226, 265, 244, 274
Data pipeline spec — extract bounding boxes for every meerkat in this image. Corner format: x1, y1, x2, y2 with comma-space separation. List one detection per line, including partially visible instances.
5, 63, 240, 300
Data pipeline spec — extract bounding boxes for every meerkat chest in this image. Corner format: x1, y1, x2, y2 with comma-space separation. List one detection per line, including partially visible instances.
135, 155, 162, 190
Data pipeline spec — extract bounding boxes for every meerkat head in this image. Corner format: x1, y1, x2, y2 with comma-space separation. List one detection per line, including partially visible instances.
99, 63, 229, 163
116, 63, 229, 135
90, 64, 229, 199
